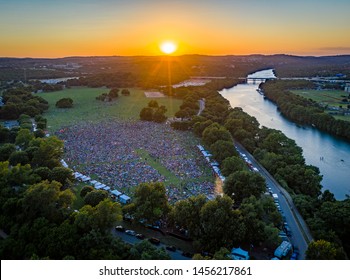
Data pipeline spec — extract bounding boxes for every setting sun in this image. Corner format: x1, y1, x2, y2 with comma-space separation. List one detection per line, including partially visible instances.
160, 41, 177, 54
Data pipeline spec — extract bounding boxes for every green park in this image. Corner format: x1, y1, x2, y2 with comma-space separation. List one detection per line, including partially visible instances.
37, 87, 183, 132
292, 89, 350, 121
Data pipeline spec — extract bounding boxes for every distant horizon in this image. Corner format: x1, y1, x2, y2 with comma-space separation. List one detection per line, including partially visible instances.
1, 0, 349, 58
1, 53, 350, 60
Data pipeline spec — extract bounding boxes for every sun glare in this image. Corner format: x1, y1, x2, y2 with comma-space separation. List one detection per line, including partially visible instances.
160, 41, 177, 54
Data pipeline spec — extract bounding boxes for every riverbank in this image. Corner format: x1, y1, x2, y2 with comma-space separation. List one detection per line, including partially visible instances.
219, 69, 350, 200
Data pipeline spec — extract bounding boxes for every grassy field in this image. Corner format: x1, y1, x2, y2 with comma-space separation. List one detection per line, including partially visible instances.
135, 148, 214, 189
37, 87, 183, 132
136, 148, 181, 186
292, 89, 350, 121
71, 182, 85, 210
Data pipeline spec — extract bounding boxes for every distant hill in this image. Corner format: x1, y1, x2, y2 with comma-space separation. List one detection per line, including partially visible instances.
1, 54, 350, 82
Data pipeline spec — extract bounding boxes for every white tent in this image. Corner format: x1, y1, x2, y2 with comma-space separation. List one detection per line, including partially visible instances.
111, 190, 122, 197
119, 194, 131, 204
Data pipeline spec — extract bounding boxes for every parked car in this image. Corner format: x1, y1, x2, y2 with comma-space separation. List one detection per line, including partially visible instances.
115, 225, 125, 232
125, 230, 136, 236
148, 237, 160, 245
284, 224, 292, 236
136, 233, 145, 240
165, 245, 176, 252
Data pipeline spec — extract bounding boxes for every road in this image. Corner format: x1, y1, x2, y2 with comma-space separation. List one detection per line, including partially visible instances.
197, 99, 205, 116
234, 142, 313, 260
112, 230, 191, 260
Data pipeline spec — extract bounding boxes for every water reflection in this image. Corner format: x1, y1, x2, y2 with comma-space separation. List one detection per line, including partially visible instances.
220, 69, 350, 199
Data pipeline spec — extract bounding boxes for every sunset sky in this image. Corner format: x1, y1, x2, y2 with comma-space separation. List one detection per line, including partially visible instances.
0, 0, 350, 58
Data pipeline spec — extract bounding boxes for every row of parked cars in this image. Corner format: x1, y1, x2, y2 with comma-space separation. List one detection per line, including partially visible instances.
115, 225, 190, 255
116, 225, 146, 240
239, 152, 259, 172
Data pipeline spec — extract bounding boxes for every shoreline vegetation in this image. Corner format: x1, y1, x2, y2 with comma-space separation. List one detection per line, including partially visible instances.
261, 80, 350, 141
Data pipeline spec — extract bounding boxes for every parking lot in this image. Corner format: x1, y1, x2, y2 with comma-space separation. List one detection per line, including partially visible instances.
112, 224, 193, 260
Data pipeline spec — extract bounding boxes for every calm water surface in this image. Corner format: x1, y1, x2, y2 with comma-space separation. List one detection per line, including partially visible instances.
219, 69, 350, 200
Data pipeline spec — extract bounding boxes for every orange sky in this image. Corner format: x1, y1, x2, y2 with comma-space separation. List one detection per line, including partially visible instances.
0, 0, 350, 57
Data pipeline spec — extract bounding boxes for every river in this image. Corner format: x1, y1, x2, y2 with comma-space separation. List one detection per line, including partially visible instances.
219, 69, 350, 200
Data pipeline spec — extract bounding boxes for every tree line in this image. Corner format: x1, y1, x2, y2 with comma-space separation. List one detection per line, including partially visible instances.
123, 181, 282, 256
260, 80, 350, 141
0, 88, 49, 119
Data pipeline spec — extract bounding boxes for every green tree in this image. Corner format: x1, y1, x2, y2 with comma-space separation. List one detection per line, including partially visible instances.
140, 107, 153, 121
0, 125, 10, 143
55, 98, 73, 108
22, 180, 75, 223
276, 164, 322, 197
192, 254, 211, 260
213, 247, 231, 260
31, 136, 64, 169
0, 143, 16, 161
148, 100, 159, 108
9, 151, 29, 166
263, 225, 281, 248
133, 182, 170, 224
3, 162, 40, 188
80, 186, 94, 198
202, 123, 231, 147
221, 156, 247, 177
121, 89, 130, 96
210, 140, 237, 164
15, 129, 34, 149
199, 195, 245, 252
108, 88, 119, 98
73, 199, 122, 233
49, 166, 74, 187
84, 190, 108, 207
33, 166, 51, 181
306, 240, 337, 260
172, 195, 207, 238
193, 119, 213, 137
129, 240, 170, 260
240, 196, 266, 244
34, 115, 47, 130
223, 171, 266, 204
153, 105, 167, 123
34, 129, 46, 138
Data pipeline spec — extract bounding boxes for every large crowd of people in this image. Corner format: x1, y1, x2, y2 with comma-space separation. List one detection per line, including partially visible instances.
57, 119, 215, 201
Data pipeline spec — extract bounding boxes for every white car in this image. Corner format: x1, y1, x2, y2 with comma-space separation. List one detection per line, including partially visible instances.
125, 230, 136, 236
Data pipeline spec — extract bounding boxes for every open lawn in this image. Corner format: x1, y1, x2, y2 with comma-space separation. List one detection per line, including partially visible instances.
37, 87, 182, 132
136, 148, 181, 186
293, 89, 348, 104
71, 182, 85, 210
292, 89, 350, 122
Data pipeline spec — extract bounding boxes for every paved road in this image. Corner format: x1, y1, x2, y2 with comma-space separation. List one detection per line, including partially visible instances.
234, 142, 313, 260
112, 230, 191, 260
197, 99, 205, 116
